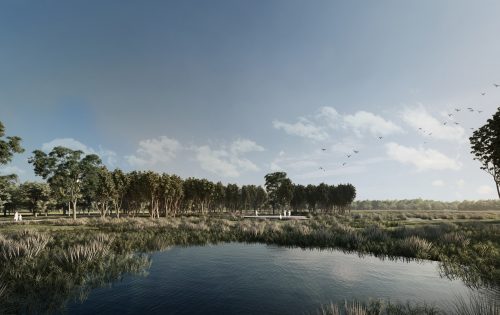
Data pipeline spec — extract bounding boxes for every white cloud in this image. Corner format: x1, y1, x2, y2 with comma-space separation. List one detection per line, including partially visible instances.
272, 118, 328, 141
457, 179, 466, 188
0, 166, 25, 175
194, 138, 263, 177
386, 142, 462, 171
42, 138, 93, 153
344, 111, 403, 137
476, 185, 497, 197
432, 180, 445, 187
194, 145, 240, 177
230, 138, 264, 155
317, 106, 341, 128
401, 105, 466, 142
42, 138, 117, 166
126, 136, 181, 168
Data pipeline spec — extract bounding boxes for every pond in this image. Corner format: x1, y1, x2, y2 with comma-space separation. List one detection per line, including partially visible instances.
64, 243, 499, 314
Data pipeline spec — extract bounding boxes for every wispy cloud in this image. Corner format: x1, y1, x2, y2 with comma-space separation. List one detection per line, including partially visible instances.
193, 138, 263, 178
432, 179, 445, 187
272, 118, 328, 141
125, 136, 181, 168
401, 105, 466, 142
344, 111, 403, 137
386, 142, 462, 171
275, 107, 401, 140
476, 185, 497, 197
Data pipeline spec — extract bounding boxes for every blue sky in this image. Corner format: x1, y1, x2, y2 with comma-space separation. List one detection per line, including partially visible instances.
1, 0, 500, 200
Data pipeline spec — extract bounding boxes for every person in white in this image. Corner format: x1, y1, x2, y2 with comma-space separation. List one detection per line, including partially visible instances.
288, 210, 291, 217
14, 211, 18, 222
19, 214, 23, 221
279, 213, 282, 220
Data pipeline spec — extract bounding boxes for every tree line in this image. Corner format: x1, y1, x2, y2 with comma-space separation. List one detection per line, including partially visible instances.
352, 199, 500, 211
0, 122, 357, 218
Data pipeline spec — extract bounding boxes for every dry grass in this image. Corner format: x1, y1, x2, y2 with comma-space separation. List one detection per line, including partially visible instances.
0, 230, 51, 261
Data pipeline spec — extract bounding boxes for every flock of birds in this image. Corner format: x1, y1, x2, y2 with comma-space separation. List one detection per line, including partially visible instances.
316, 83, 499, 173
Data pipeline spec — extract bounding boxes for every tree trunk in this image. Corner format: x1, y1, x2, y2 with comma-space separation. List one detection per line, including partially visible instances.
496, 181, 500, 199
72, 200, 77, 220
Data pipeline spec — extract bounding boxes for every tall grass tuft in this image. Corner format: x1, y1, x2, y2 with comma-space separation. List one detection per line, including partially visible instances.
397, 236, 433, 259
0, 230, 51, 261
452, 292, 500, 315
0, 283, 6, 298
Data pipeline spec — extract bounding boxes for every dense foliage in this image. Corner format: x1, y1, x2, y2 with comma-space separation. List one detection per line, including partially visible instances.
352, 199, 500, 211
470, 106, 500, 198
0, 139, 358, 217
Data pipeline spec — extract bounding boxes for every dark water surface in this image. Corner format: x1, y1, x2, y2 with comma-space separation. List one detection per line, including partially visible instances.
65, 243, 495, 314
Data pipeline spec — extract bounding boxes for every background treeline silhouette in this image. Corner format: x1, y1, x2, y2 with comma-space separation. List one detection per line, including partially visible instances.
352, 199, 500, 211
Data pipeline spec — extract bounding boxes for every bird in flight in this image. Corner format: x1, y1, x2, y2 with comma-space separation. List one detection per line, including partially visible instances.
448, 114, 453, 117
319, 167, 325, 171
321, 148, 326, 151
353, 150, 359, 154
478, 110, 483, 114
443, 122, 447, 125
494, 83, 500, 88
481, 92, 486, 96
455, 109, 461, 112
347, 154, 351, 158
454, 122, 460, 125
342, 162, 347, 166
378, 136, 383, 139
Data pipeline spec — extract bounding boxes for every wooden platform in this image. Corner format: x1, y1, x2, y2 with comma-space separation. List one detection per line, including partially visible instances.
243, 215, 308, 220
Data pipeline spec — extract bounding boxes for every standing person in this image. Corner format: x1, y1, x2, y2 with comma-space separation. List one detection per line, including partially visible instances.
19, 214, 23, 221
14, 211, 18, 222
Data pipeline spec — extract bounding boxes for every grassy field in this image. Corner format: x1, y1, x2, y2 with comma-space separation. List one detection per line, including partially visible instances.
0, 210, 499, 313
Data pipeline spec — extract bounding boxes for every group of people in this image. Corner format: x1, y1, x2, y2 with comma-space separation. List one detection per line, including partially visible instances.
279, 210, 292, 219
13, 211, 23, 222
253, 210, 293, 219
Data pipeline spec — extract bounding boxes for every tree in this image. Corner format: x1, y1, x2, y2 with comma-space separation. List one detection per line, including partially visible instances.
0, 121, 24, 165
470, 107, 500, 198
264, 172, 292, 213
93, 167, 116, 218
0, 121, 24, 216
111, 169, 129, 218
29, 146, 102, 219
19, 182, 54, 216
276, 178, 293, 211
0, 175, 18, 216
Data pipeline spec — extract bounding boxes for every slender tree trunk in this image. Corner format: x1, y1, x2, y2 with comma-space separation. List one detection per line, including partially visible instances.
496, 181, 500, 199
72, 200, 77, 220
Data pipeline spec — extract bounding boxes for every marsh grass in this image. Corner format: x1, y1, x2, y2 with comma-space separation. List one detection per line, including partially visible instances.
315, 299, 442, 315
0, 212, 498, 313
451, 292, 500, 315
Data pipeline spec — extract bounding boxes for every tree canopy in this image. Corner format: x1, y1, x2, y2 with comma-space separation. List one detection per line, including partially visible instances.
0, 121, 24, 165
470, 107, 500, 198
28, 146, 102, 219
0, 121, 24, 215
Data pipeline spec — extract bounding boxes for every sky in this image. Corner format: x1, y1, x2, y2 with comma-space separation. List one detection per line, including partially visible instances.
1, 0, 500, 200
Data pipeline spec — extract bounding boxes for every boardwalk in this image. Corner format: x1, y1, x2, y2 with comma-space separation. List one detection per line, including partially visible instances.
243, 215, 308, 220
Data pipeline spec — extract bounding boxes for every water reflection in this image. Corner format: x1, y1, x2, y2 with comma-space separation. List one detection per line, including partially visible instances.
0, 229, 497, 314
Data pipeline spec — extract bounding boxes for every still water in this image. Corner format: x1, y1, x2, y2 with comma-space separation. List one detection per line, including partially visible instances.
66, 243, 496, 314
